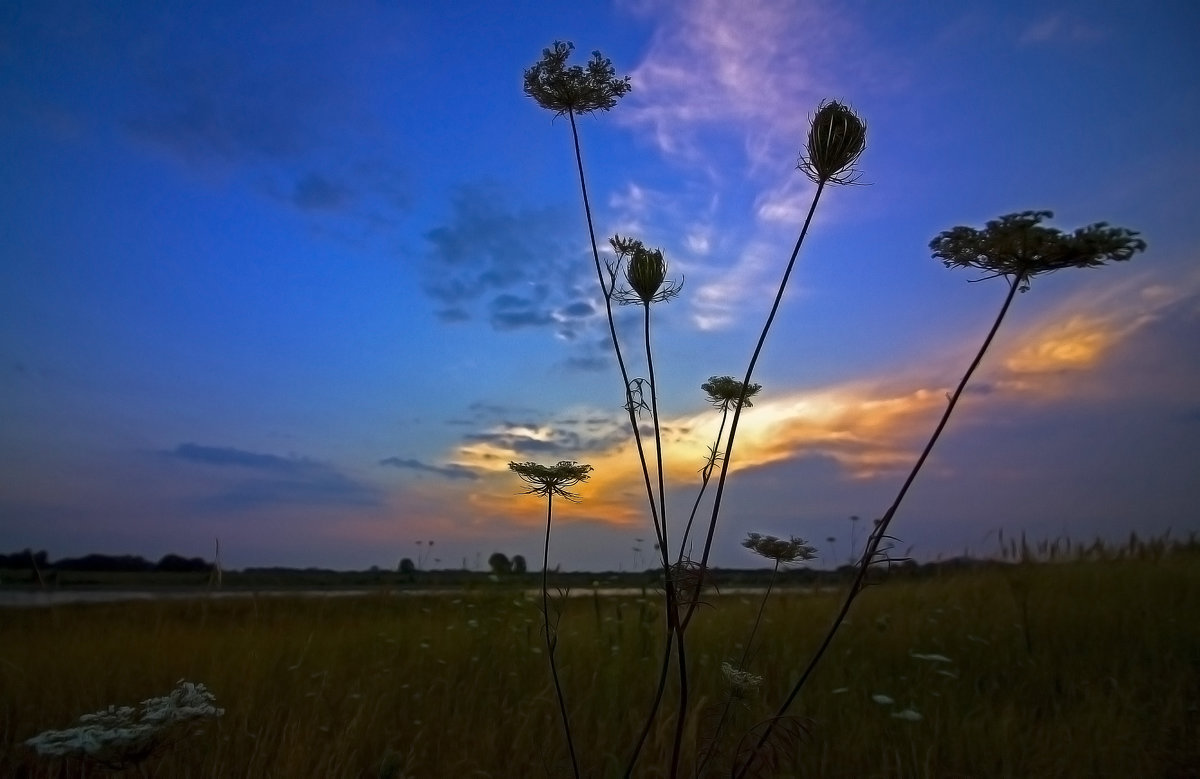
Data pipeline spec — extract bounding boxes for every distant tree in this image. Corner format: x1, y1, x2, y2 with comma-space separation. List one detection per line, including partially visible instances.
398, 558, 415, 575
155, 554, 210, 573
56, 554, 153, 572
511, 554, 528, 575
488, 552, 513, 575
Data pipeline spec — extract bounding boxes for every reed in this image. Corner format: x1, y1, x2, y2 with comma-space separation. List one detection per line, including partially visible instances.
4, 545, 1197, 777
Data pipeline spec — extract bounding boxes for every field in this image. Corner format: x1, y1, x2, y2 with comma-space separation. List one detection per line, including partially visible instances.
2, 552, 1198, 778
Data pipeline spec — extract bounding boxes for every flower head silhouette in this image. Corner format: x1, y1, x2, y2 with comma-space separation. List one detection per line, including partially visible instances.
523, 41, 631, 117
743, 533, 818, 566
702, 376, 762, 412
798, 100, 866, 185
509, 460, 594, 502
930, 210, 1146, 291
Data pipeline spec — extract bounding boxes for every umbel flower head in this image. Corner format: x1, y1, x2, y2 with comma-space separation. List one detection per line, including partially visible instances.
930, 210, 1146, 291
721, 661, 764, 695
743, 532, 818, 565
25, 680, 223, 769
509, 460, 594, 502
523, 41, 631, 117
702, 375, 762, 412
798, 100, 866, 185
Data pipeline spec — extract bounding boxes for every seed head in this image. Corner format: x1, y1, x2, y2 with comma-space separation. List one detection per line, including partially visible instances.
742, 532, 817, 565
509, 460, 594, 502
930, 210, 1146, 291
702, 375, 762, 411
523, 41, 631, 117
798, 100, 866, 185
610, 234, 682, 305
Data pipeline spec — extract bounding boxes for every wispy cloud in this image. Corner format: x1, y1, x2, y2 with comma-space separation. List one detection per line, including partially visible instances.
1018, 14, 1106, 46
379, 456, 479, 481
437, 272, 1199, 530
422, 184, 604, 340
163, 443, 382, 510
619, 0, 851, 161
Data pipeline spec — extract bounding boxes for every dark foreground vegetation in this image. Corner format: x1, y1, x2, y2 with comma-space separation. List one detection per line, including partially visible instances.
2, 537, 1197, 778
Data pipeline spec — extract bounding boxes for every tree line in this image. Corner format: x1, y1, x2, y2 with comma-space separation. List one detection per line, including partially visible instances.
0, 549, 213, 573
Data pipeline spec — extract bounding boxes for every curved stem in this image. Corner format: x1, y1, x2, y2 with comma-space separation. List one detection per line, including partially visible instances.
685, 180, 827, 631
622, 622, 675, 777
567, 107, 680, 776
669, 631, 688, 778
695, 560, 779, 776
734, 273, 1024, 778
644, 303, 670, 566
541, 493, 580, 778
678, 407, 730, 561
567, 110, 667, 562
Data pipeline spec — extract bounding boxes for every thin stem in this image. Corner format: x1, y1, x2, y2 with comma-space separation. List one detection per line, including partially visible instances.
695, 560, 779, 776
567, 108, 681, 776
622, 623, 675, 777
669, 632, 688, 778
734, 273, 1024, 778
678, 406, 730, 561
541, 493, 580, 779
643, 303, 670, 566
567, 109, 667, 563
685, 180, 828, 631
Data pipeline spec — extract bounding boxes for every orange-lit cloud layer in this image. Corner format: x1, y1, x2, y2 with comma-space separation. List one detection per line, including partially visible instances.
422, 271, 1198, 541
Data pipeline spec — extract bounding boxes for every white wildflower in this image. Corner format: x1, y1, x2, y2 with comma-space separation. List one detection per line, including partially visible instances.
910, 652, 953, 663
720, 661, 763, 693
891, 708, 923, 722
871, 693, 894, 705
25, 680, 223, 768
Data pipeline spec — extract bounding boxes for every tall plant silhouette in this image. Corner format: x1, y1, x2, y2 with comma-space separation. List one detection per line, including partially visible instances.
734, 210, 1146, 777
523, 44, 668, 568
509, 459, 593, 779
687, 100, 866, 624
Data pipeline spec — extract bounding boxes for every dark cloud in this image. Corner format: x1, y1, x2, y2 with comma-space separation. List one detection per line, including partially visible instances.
423, 185, 602, 336
379, 457, 479, 481
164, 443, 381, 510
292, 173, 349, 211
464, 417, 626, 458
126, 55, 322, 164
565, 355, 610, 372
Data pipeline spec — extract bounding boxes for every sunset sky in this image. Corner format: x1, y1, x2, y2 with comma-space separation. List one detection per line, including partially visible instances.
2, 0, 1198, 571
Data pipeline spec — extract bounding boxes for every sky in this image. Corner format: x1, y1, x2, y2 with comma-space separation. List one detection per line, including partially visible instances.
2, 0, 1198, 572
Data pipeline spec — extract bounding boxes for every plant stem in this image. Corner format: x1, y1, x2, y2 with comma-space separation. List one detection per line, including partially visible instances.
734, 273, 1024, 778
566, 107, 681, 776
643, 303, 670, 569
622, 625, 675, 777
685, 180, 827, 631
566, 109, 668, 565
541, 493, 580, 778
695, 560, 780, 776
678, 406, 730, 561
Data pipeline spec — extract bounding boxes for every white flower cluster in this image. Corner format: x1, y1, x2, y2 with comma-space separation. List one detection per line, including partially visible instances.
25, 679, 224, 766
720, 661, 763, 693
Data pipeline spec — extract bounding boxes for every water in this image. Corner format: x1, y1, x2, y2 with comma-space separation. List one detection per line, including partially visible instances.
0, 589, 375, 608
0, 585, 828, 608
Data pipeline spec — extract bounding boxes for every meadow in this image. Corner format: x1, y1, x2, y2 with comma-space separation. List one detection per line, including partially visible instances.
2, 549, 1198, 778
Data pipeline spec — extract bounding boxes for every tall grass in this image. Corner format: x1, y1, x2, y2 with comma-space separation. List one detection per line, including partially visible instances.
4, 547, 1198, 777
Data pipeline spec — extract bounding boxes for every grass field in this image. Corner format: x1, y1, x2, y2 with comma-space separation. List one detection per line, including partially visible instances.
3, 551, 1198, 777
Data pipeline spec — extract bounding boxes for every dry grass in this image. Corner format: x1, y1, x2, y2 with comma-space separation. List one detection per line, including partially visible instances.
2, 551, 1198, 777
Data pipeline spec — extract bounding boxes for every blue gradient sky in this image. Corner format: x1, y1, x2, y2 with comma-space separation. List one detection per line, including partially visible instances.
2, 0, 1198, 571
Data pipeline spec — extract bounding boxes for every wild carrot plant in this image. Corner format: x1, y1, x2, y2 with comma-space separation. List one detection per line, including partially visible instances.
517, 40, 1146, 777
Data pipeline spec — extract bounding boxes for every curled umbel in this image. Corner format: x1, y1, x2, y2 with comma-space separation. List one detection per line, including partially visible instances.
799, 100, 867, 185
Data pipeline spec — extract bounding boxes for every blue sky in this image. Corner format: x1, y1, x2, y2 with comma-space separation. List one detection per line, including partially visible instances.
2, 0, 1198, 571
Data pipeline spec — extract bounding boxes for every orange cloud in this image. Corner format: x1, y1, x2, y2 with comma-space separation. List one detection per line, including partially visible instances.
430, 271, 1199, 534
